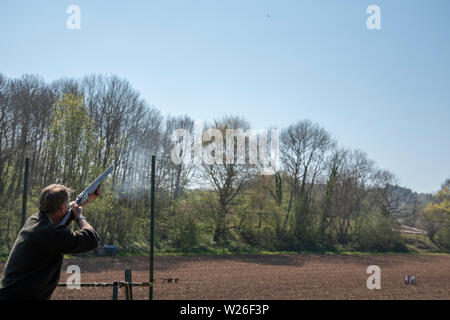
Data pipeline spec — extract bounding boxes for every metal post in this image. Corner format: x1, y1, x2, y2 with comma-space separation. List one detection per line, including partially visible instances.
150, 155, 155, 300
21, 158, 29, 228
112, 282, 118, 300
125, 269, 133, 300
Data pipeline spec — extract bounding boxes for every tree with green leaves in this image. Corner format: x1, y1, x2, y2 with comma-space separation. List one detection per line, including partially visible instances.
45, 93, 102, 189
420, 179, 450, 248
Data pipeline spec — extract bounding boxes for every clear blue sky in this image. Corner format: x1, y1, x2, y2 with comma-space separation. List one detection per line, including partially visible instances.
1, 0, 449, 193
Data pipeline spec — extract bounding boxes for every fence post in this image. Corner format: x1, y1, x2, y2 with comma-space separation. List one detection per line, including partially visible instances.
113, 282, 118, 300
125, 269, 133, 300
150, 155, 155, 300
21, 157, 29, 228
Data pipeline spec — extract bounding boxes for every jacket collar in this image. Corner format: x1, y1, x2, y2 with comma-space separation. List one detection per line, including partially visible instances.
38, 211, 55, 224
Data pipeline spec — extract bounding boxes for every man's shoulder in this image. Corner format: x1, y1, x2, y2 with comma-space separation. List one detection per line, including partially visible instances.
25, 213, 68, 237
26, 212, 40, 224
42, 221, 70, 235
20, 212, 47, 233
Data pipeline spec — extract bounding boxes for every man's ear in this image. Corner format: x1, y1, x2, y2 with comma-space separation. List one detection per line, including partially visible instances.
57, 205, 65, 215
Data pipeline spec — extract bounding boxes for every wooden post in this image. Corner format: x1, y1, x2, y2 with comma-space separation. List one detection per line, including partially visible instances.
125, 269, 133, 300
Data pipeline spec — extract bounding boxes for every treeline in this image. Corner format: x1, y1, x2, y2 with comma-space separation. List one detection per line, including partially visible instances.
0, 73, 447, 254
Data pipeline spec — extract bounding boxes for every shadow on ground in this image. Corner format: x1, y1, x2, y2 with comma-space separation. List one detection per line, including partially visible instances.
1, 253, 447, 275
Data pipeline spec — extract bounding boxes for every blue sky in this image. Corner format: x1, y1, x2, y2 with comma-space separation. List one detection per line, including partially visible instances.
1, 0, 449, 193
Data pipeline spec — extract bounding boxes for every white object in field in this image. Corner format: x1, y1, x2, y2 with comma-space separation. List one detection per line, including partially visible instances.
404, 274, 409, 285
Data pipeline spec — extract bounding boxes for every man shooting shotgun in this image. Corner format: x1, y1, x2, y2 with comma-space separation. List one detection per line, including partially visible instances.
0, 166, 112, 300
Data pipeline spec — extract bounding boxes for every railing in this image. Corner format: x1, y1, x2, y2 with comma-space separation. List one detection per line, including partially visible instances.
57, 269, 180, 300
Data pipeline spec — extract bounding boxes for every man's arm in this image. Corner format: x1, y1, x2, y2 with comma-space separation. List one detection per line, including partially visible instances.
72, 204, 94, 231
53, 205, 100, 254
52, 223, 100, 255
76, 216, 95, 232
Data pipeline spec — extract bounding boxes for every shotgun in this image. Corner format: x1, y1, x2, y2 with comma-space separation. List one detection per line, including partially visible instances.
59, 166, 113, 226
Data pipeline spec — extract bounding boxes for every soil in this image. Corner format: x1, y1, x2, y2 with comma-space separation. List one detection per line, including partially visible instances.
1, 254, 449, 300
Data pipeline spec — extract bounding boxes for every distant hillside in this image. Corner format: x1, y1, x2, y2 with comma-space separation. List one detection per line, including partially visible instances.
389, 185, 434, 227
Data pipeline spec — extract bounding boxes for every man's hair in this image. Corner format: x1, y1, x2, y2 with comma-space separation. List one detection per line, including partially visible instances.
39, 184, 73, 214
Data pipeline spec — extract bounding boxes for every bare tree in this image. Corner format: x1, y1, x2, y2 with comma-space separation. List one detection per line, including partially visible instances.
318, 147, 347, 238
2, 75, 52, 203
279, 120, 334, 232
200, 116, 258, 244
329, 149, 375, 243
159, 115, 195, 202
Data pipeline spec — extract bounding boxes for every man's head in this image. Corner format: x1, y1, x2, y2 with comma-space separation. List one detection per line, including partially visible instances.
39, 184, 73, 217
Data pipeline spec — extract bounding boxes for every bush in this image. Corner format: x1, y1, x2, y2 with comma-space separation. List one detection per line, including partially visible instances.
240, 226, 277, 250
171, 215, 200, 251
355, 212, 407, 252
272, 229, 298, 251
435, 224, 450, 250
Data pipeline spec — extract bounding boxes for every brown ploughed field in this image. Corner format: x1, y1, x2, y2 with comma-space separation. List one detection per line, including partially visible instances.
1, 254, 449, 300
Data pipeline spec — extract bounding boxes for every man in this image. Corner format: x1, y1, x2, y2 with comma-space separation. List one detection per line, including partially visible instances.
0, 184, 102, 300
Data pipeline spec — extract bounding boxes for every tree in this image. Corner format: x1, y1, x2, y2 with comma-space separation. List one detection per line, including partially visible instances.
45, 93, 101, 188
200, 116, 258, 244
420, 179, 450, 248
325, 149, 375, 244
159, 115, 195, 203
318, 147, 347, 243
280, 120, 334, 241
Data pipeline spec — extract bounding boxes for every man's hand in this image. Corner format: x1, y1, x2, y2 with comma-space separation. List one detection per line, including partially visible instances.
74, 185, 102, 210
88, 184, 102, 202
72, 204, 84, 220
71, 204, 95, 231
